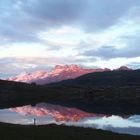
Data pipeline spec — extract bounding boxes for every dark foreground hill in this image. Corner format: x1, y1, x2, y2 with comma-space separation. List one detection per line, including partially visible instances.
0, 70, 140, 114
47, 69, 140, 86
0, 123, 139, 140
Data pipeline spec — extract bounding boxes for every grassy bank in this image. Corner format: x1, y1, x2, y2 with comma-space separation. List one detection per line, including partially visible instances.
0, 123, 139, 140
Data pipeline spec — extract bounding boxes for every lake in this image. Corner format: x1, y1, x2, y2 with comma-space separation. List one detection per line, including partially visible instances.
0, 103, 140, 135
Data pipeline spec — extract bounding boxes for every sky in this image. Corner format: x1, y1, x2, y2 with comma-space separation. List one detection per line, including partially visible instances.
0, 0, 140, 77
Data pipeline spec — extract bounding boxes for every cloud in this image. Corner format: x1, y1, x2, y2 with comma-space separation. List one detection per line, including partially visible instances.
0, 0, 86, 43
0, 57, 53, 74
0, 0, 140, 43
0, 0, 140, 75
0, 56, 96, 75
127, 62, 140, 69
0, 56, 97, 74
83, 43, 140, 59
81, 17, 140, 59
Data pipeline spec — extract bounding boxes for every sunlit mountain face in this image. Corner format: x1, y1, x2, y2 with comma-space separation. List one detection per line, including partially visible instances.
10, 103, 97, 122
7, 64, 132, 85
7, 64, 110, 84
0, 103, 140, 135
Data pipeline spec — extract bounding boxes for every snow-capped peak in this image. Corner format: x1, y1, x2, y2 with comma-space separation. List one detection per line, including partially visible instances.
7, 64, 131, 85
32, 70, 47, 77
7, 64, 101, 84
52, 64, 83, 74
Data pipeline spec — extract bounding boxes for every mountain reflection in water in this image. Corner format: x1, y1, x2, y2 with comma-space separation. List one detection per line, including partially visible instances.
0, 103, 140, 136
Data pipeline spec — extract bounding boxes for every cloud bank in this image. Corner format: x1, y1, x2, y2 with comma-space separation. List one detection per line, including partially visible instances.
0, 0, 140, 75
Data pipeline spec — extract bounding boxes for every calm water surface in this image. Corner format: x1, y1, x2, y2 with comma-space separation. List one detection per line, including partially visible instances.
0, 103, 140, 135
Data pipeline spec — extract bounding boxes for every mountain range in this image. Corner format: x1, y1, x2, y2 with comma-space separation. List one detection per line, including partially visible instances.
10, 103, 96, 122
7, 64, 131, 85
0, 67, 140, 114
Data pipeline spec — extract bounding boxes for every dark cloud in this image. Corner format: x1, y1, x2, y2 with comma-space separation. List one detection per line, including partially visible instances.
21, 0, 86, 25
83, 44, 140, 59
79, 0, 140, 31
0, 0, 139, 43
0, 0, 86, 43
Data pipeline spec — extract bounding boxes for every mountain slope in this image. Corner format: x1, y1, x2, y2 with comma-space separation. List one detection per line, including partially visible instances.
0, 69, 140, 114
0, 123, 139, 140
7, 64, 110, 85
47, 69, 139, 87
